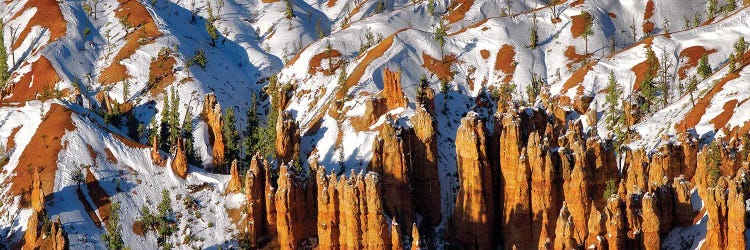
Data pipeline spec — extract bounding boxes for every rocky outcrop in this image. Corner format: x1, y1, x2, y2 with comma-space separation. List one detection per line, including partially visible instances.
703, 177, 729, 249
171, 137, 188, 178
450, 113, 494, 249
562, 141, 591, 246
49, 218, 67, 250
315, 166, 339, 249
672, 177, 694, 227
408, 105, 441, 227
274, 163, 316, 249
225, 159, 242, 194
528, 131, 561, 249
411, 223, 422, 249
391, 219, 404, 250
640, 192, 661, 250
726, 178, 746, 250
497, 112, 533, 250
203, 93, 225, 168
245, 154, 266, 248
702, 174, 748, 250
24, 209, 39, 249
31, 168, 45, 214
370, 121, 414, 231
151, 134, 164, 165
554, 203, 578, 250
275, 111, 300, 164
605, 196, 626, 250
381, 68, 407, 110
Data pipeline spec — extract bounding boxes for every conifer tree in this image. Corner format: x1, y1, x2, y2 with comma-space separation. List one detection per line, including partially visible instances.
102, 202, 124, 250
0, 21, 9, 84
529, 13, 539, 49
687, 75, 698, 106
223, 107, 240, 167
159, 93, 171, 151
243, 93, 259, 161
182, 108, 199, 165
605, 71, 621, 130
580, 10, 595, 55
639, 47, 659, 114
169, 87, 180, 148
697, 53, 712, 79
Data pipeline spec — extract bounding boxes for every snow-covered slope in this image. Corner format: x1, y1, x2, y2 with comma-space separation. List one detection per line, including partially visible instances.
0, 0, 749, 248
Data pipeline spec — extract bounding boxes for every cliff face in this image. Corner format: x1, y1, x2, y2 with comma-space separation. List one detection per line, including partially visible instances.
225, 159, 242, 194
497, 112, 533, 250
370, 121, 414, 232
203, 93, 225, 168
274, 164, 316, 249
275, 111, 301, 164
244, 154, 266, 248
171, 137, 188, 179
450, 113, 495, 249
408, 105, 442, 228
381, 68, 407, 111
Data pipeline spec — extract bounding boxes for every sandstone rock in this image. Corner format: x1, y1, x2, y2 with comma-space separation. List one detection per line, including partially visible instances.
640, 193, 661, 250
370, 121, 414, 232
727, 179, 746, 250
528, 131, 561, 249
225, 159, 242, 194
702, 177, 728, 250
671, 177, 694, 227
275, 163, 316, 249
625, 148, 649, 194
411, 223, 422, 249
264, 158, 277, 239
275, 111, 300, 164
203, 93, 225, 168
23, 209, 39, 249
362, 172, 391, 249
50, 217, 67, 250
497, 113, 533, 250
408, 105, 441, 227
150, 134, 164, 165
381, 68, 407, 110
316, 166, 340, 249
554, 203, 578, 250
171, 137, 188, 179
450, 113, 494, 249
245, 154, 266, 248
31, 168, 45, 213
391, 219, 404, 250
605, 196, 626, 250
563, 140, 592, 245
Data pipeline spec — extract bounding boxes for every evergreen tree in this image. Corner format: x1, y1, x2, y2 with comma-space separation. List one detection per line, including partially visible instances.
687, 75, 698, 106
529, 13, 539, 49
223, 107, 240, 167
243, 93, 259, 161
580, 10, 595, 55
101, 202, 125, 250
159, 93, 171, 151
434, 21, 448, 51
605, 71, 621, 131
708, 0, 718, 19
639, 47, 659, 114
0, 21, 9, 84
735, 36, 747, 57
205, 2, 218, 46
284, 0, 295, 19
169, 87, 180, 148
697, 53, 712, 79
182, 108, 199, 165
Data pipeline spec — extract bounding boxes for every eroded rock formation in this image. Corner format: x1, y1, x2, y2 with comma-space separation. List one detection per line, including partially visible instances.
171, 137, 188, 178
225, 159, 242, 194
203, 93, 225, 168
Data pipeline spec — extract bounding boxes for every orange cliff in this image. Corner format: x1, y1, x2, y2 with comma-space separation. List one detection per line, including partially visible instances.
203, 93, 225, 168
450, 113, 495, 249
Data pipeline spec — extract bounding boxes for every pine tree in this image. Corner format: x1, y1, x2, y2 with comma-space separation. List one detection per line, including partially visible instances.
529, 13, 539, 49
182, 108, 199, 165
159, 93, 171, 151
0, 21, 9, 84
284, 0, 295, 19
639, 47, 659, 114
205, 2, 218, 46
687, 75, 698, 106
708, 0, 718, 19
169, 88, 180, 149
101, 202, 125, 250
605, 71, 621, 131
735, 36, 747, 57
243, 93, 259, 161
580, 10, 595, 55
697, 53, 712, 79
223, 107, 240, 167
